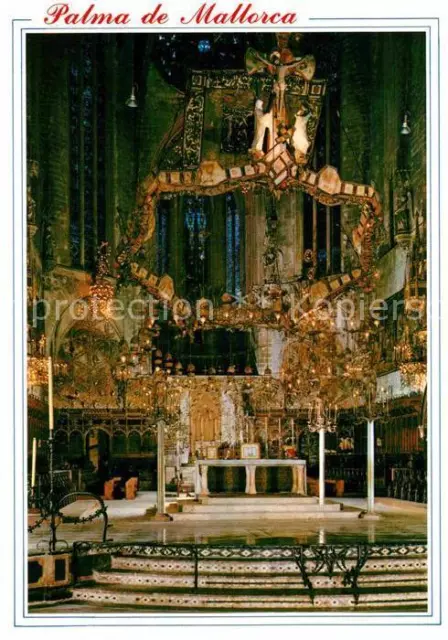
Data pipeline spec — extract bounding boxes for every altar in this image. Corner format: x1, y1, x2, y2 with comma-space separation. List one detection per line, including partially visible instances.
194, 459, 307, 497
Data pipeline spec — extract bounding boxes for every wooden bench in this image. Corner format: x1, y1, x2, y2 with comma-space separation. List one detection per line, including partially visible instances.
307, 477, 345, 497
103, 477, 122, 500
125, 477, 138, 500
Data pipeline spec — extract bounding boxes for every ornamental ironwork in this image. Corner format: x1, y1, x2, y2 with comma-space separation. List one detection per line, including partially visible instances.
72, 540, 427, 604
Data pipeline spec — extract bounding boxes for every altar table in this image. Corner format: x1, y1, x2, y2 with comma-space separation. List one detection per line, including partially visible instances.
194, 459, 307, 497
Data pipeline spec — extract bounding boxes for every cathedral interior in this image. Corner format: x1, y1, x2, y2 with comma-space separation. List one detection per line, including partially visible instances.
26, 31, 428, 613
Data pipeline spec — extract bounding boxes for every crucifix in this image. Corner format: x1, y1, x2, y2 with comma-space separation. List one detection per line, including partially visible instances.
245, 46, 316, 123
245, 34, 315, 158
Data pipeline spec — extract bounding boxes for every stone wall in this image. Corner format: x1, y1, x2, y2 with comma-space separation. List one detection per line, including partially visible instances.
339, 32, 426, 298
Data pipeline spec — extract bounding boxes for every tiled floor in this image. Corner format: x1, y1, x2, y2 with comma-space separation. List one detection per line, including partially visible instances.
28, 495, 427, 551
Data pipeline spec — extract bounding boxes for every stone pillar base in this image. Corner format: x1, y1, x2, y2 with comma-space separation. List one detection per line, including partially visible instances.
152, 513, 173, 522
359, 512, 381, 521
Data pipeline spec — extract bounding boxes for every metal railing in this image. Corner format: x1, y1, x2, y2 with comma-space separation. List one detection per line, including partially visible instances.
72, 540, 427, 605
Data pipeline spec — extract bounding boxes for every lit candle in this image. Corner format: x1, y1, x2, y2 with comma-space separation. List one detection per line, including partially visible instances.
31, 438, 37, 488
48, 356, 54, 432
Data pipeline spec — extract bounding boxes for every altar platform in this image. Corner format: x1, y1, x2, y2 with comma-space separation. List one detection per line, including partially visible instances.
172, 494, 357, 521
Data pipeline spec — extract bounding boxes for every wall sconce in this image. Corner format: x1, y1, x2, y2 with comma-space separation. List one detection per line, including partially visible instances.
400, 112, 411, 136
126, 83, 138, 109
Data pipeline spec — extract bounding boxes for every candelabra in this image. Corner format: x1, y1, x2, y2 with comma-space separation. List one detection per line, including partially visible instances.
307, 398, 337, 434
356, 388, 391, 514
306, 398, 337, 507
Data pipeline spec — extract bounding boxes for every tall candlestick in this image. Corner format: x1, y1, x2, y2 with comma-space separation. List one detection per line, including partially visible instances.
31, 438, 37, 488
290, 417, 295, 445
265, 417, 269, 457
215, 418, 219, 441
176, 432, 180, 473
48, 356, 54, 432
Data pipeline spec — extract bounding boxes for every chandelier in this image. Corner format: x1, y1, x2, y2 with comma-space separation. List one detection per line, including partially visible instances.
27, 332, 48, 387
280, 304, 381, 411
189, 287, 295, 333
89, 242, 115, 317
28, 331, 71, 388
28, 358, 48, 387
399, 361, 427, 393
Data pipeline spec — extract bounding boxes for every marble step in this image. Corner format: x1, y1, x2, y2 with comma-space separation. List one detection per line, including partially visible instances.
199, 496, 318, 505
91, 569, 426, 591
72, 585, 428, 610
92, 569, 304, 589
181, 502, 341, 513
111, 555, 427, 576
170, 509, 362, 521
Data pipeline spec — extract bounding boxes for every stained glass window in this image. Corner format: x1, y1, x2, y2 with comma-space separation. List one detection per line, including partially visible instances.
156, 199, 169, 274
68, 37, 107, 271
69, 53, 81, 267
184, 196, 207, 299
82, 39, 95, 271
225, 193, 241, 296
198, 40, 211, 54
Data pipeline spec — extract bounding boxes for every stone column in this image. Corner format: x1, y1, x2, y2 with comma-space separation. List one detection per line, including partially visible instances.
292, 465, 307, 496
291, 466, 298, 494
277, 189, 303, 279
244, 190, 265, 293
194, 462, 201, 496
299, 465, 307, 496
200, 464, 210, 497
319, 429, 326, 506
245, 465, 257, 495
155, 420, 171, 521
367, 419, 375, 514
